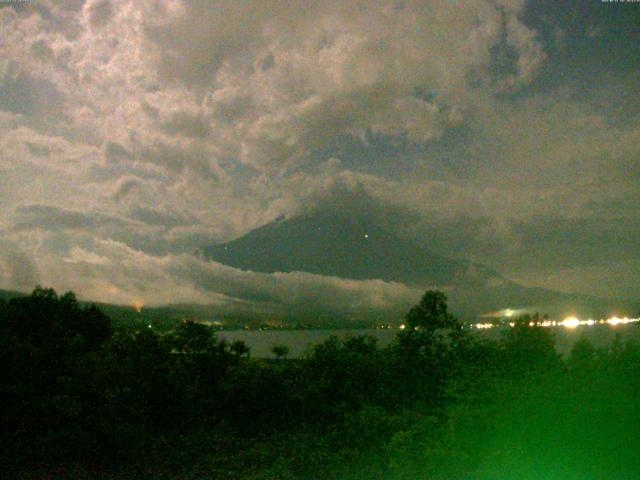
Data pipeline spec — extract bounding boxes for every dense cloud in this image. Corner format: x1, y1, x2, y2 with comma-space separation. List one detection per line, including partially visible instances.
0, 0, 638, 311
18, 236, 422, 318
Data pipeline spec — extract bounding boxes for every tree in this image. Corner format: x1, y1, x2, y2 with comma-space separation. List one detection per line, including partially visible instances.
168, 320, 216, 354
394, 290, 467, 407
0, 287, 115, 469
230, 339, 250, 358
501, 318, 560, 374
568, 336, 596, 370
272, 344, 290, 360
404, 290, 457, 333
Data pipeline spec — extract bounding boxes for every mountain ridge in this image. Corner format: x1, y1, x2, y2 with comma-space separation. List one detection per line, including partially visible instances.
203, 211, 505, 287
202, 212, 638, 320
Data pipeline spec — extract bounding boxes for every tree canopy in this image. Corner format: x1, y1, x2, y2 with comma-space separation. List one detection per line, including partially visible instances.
404, 289, 457, 332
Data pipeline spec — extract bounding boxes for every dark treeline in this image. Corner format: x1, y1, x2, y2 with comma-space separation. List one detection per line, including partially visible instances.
1, 288, 639, 479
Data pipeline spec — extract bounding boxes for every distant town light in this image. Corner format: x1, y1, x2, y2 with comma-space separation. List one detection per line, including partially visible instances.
469, 315, 639, 331
560, 316, 580, 329
475, 323, 494, 329
609, 316, 624, 326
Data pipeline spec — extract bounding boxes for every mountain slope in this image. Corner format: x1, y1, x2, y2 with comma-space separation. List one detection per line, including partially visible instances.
0, 288, 26, 302
203, 212, 503, 287
203, 212, 639, 320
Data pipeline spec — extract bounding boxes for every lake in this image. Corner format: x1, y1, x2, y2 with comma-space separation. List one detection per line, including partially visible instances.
218, 324, 640, 358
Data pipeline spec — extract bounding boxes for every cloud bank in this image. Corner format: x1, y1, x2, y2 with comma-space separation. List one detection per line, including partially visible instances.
0, 0, 638, 313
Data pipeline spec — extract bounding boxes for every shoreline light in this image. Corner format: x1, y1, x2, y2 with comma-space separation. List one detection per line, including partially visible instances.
468, 316, 639, 330
559, 316, 580, 329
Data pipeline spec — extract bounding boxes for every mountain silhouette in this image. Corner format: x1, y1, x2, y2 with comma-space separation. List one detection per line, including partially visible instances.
202, 212, 637, 320
203, 211, 504, 287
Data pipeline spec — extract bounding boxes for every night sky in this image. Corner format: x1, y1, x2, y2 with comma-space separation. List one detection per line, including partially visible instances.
0, 0, 638, 312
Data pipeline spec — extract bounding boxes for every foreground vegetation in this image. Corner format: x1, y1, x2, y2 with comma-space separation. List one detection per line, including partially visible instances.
1, 287, 639, 479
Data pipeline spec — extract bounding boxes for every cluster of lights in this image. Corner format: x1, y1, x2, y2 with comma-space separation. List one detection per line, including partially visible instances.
470, 316, 640, 330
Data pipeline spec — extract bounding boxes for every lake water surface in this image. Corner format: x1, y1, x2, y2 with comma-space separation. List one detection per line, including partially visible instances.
218, 325, 640, 358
